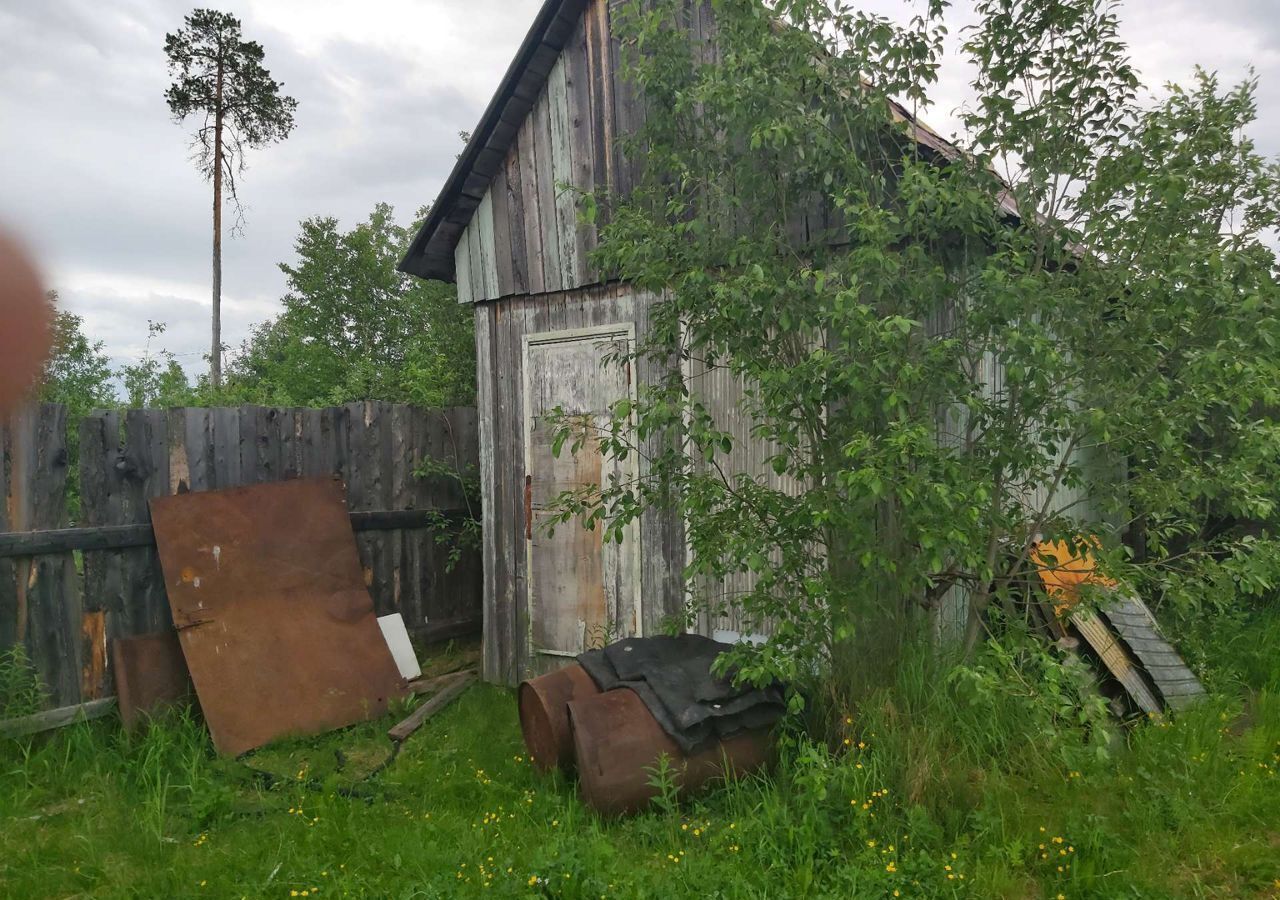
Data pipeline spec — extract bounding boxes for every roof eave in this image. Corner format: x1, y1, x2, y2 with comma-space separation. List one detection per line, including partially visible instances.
398, 0, 586, 282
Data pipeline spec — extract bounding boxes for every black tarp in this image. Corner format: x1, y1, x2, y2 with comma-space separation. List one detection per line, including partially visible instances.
578, 634, 785, 753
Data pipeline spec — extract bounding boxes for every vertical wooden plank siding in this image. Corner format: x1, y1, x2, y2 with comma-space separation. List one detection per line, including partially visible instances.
608, 0, 641, 199
547, 54, 580, 290
490, 161, 516, 297
586, 0, 616, 223
565, 12, 597, 283
455, 222, 475, 305
120, 409, 171, 634
476, 191, 501, 301
441, 0, 843, 302
467, 219, 486, 309
474, 304, 505, 682
80, 410, 125, 688
518, 114, 547, 295
633, 289, 687, 635
503, 139, 530, 294
453, 0, 628, 303
685, 357, 804, 639
389, 404, 410, 618
533, 84, 564, 294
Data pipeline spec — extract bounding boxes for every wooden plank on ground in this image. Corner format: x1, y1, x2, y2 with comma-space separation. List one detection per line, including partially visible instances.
387, 672, 476, 743
0, 698, 116, 739
407, 666, 478, 696
1071, 610, 1163, 716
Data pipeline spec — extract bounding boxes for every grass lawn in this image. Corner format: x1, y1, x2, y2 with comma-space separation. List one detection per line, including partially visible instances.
3, 623, 1280, 899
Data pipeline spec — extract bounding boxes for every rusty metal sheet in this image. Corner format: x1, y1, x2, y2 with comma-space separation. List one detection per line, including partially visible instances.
150, 478, 405, 756
111, 630, 192, 731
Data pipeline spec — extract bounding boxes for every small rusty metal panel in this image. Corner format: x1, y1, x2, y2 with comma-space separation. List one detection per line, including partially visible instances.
150, 478, 405, 756
111, 630, 192, 732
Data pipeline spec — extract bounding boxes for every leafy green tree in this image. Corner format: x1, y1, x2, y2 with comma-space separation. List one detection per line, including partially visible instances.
39, 292, 116, 416
118, 321, 200, 409
223, 203, 474, 407
552, 0, 1280, 694
164, 8, 298, 390
38, 293, 116, 517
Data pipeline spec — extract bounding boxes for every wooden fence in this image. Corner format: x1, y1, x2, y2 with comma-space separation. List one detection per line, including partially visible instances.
0, 402, 481, 712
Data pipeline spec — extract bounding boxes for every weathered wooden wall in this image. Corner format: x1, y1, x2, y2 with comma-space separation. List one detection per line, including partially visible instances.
475, 282, 685, 684
683, 360, 808, 642
457, 0, 773, 304
0, 402, 481, 712
457, 0, 616, 302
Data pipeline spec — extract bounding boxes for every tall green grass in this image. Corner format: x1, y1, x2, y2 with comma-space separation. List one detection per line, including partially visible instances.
2, 610, 1278, 898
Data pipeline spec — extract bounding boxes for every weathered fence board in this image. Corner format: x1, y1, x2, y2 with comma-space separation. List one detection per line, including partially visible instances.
0, 402, 482, 718
0, 404, 82, 708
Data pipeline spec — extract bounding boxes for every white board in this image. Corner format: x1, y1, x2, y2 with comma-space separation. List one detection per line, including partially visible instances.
377, 614, 422, 681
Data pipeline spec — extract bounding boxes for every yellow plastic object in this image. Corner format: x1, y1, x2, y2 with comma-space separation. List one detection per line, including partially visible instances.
1030, 537, 1116, 613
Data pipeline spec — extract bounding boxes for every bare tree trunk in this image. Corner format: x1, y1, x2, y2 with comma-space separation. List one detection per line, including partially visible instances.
210, 64, 224, 390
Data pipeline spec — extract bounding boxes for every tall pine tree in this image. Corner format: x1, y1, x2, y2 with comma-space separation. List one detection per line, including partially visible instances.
164, 10, 297, 389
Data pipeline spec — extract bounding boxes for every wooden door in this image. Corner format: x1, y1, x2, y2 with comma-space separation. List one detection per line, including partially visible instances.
524, 325, 639, 670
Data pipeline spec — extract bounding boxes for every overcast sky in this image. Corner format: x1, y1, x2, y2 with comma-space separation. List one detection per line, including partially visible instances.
2, 0, 1278, 380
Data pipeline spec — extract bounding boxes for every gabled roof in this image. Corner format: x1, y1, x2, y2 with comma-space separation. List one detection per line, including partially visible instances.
399, 0, 587, 281
399, 0, 1019, 284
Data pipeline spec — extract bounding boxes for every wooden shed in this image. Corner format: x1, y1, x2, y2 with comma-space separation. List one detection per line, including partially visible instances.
399, 0, 1023, 684
398, 0, 680, 685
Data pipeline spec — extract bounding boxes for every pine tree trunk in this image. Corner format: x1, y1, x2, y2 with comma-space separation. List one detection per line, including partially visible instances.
210, 64, 224, 390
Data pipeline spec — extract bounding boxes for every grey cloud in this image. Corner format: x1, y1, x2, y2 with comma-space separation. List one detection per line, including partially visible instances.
1, 0, 539, 377
3, 0, 1279, 381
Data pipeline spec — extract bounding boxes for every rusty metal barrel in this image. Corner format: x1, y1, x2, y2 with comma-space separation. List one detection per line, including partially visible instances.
518, 664, 601, 773
568, 687, 773, 816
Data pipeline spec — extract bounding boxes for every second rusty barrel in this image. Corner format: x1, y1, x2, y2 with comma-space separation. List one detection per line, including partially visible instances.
518, 664, 601, 773
568, 687, 773, 816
